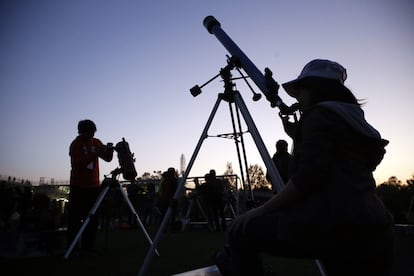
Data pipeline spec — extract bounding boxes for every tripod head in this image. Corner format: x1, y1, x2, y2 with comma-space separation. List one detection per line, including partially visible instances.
190, 56, 262, 104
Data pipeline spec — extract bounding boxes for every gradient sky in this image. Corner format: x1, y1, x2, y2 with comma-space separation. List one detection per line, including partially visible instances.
1, 0, 413, 185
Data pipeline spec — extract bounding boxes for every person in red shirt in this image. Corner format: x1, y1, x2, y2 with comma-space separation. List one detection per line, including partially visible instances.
67, 119, 113, 253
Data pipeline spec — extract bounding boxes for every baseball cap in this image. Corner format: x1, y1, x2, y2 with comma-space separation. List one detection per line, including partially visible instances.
282, 59, 347, 98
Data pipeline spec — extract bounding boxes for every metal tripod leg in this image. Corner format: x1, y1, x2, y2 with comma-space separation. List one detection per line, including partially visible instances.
117, 182, 160, 256
228, 101, 251, 199
195, 197, 214, 232
64, 179, 159, 260
138, 95, 223, 276
64, 184, 110, 259
232, 91, 284, 192
180, 197, 194, 231
224, 201, 236, 218
181, 196, 213, 232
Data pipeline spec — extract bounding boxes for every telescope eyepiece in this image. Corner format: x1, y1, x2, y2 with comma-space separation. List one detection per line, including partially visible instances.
203, 16, 220, 34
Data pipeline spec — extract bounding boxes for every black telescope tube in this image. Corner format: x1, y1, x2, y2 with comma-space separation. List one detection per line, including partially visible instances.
203, 16, 281, 108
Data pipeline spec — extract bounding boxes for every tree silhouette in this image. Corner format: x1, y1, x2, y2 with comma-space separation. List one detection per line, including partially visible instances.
223, 162, 237, 190
376, 175, 414, 224
248, 164, 271, 191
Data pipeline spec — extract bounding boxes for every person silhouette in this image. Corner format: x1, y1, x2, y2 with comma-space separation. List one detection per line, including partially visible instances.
204, 170, 227, 232
266, 139, 294, 190
158, 167, 178, 232
67, 119, 114, 253
217, 59, 394, 276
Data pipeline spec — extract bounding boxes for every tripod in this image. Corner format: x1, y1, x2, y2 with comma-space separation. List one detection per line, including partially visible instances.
64, 168, 159, 259
137, 61, 284, 276
180, 188, 214, 232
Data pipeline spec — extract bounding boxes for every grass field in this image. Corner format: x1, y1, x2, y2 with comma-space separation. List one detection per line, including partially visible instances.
1, 224, 413, 275
0, 225, 321, 276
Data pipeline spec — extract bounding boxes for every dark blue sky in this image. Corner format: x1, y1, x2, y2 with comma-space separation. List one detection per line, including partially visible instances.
1, 0, 413, 183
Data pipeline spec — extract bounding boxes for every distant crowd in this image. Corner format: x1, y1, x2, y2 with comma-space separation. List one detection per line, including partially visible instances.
0, 170, 239, 257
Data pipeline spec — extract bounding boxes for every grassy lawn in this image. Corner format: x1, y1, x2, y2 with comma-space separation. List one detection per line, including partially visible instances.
0, 226, 320, 276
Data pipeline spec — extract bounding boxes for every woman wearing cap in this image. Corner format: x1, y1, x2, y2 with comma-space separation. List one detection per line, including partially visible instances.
220, 60, 394, 275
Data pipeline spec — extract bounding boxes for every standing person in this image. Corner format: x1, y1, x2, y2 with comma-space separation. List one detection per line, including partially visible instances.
67, 119, 113, 254
217, 59, 394, 275
266, 139, 294, 189
205, 170, 227, 232
142, 182, 158, 226
158, 167, 178, 232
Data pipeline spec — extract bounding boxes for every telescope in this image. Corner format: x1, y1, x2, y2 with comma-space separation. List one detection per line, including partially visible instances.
110, 138, 137, 181
202, 16, 295, 114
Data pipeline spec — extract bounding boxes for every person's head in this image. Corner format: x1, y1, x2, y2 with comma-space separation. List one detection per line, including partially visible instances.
282, 59, 359, 110
77, 119, 96, 138
276, 139, 288, 153
209, 169, 216, 177
167, 167, 176, 178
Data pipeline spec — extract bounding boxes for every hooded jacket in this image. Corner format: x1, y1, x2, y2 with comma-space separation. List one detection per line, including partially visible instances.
278, 101, 392, 241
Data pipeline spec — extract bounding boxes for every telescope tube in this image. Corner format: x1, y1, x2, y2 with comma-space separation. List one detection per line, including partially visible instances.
203, 16, 282, 108
115, 138, 137, 181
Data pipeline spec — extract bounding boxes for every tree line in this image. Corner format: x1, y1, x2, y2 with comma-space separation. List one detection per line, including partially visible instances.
246, 164, 414, 224
376, 176, 414, 224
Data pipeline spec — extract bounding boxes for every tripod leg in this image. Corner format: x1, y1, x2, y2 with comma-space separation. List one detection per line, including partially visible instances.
228, 102, 251, 200
185, 199, 194, 218
64, 185, 110, 259
234, 102, 254, 200
181, 198, 195, 231
225, 201, 236, 218
138, 95, 223, 276
234, 91, 284, 193
195, 198, 214, 232
117, 184, 160, 256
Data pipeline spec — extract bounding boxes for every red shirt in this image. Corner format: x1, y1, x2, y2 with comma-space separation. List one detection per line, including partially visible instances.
69, 135, 113, 188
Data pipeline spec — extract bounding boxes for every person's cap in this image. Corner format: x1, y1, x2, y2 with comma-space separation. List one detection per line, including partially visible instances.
282, 59, 347, 98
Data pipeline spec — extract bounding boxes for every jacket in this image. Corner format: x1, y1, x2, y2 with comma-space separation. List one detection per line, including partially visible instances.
69, 135, 113, 188
278, 101, 393, 241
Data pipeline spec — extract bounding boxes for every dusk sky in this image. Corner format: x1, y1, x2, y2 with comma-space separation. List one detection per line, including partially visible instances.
1, 0, 413, 185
